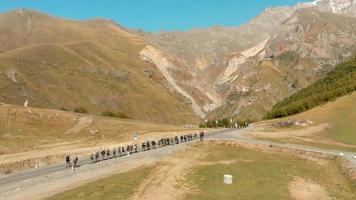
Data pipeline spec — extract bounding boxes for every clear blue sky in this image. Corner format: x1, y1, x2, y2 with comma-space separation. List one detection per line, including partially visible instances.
0, 0, 309, 32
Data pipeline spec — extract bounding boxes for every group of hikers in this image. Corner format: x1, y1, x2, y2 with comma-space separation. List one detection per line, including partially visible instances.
65, 155, 79, 168
65, 131, 205, 168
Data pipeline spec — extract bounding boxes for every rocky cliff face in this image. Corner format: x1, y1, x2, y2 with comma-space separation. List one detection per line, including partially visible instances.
309, 0, 356, 15
140, 0, 356, 120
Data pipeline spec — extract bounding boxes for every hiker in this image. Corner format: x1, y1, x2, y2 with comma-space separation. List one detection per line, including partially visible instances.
106, 149, 110, 158
73, 156, 79, 168
117, 147, 122, 156
90, 153, 94, 163
122, 147, 126, 155
65, 156, 71, 168
101, 150, 106, 160
200, 131, 205, 141
112, 148, 116, 158
95, 152, 99, 162
146, 141, 151, 150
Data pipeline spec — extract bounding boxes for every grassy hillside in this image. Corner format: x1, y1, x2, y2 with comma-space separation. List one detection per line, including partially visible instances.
252, 92, 356, 151
0, 103, 185, 154
265, 57, 356, 119
0, 9, 198, 124
296, 92, 356, 146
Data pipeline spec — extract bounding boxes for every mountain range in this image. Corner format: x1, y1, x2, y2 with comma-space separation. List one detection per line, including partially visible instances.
0, 0, 355, 124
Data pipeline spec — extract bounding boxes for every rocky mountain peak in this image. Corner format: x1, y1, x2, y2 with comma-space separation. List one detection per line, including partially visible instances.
304, 0, 356, 15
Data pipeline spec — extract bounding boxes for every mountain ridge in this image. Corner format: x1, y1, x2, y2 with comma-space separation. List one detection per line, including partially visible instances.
0, 0, 355, 123
141, 0, 356, 120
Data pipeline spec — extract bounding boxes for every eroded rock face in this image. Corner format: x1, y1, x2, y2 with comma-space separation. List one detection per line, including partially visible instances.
140, 1, 356, 121
139, 45, 207, 118
265, 8, 356, 69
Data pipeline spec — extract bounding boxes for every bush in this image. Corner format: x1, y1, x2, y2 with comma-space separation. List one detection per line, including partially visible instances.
102, 111, 129, 119
102, 111, 116, 117
74, 106, 88, 114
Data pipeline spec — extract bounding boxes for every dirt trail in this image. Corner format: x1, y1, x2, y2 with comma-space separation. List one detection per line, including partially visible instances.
288, 177, 331, 200
131, 146, 204, 200
249, 123, 330, 138
64, 116, 93, 135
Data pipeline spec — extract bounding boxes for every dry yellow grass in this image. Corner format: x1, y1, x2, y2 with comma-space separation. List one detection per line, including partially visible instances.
0, 103, 201, 173
0, 103, 187, 155
253, 92, 356, 150
0, 9, 198, 125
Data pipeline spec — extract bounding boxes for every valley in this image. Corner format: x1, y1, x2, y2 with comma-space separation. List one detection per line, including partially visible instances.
0, 0, 356, 199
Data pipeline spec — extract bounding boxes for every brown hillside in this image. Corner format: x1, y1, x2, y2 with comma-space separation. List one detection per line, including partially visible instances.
0, 9, 198, 124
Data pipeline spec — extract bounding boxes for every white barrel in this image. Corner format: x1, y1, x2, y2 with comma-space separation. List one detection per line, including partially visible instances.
224, 175, 233, 184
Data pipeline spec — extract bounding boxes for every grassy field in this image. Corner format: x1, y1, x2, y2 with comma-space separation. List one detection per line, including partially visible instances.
185, 143, 355, 200
47, 166, 153, 200
45, 142, 355, 200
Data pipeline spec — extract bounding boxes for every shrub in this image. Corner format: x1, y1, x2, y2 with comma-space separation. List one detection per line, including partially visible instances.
74, 106, 88, 114
102, 111, 116, 117
101, 111, 129, 119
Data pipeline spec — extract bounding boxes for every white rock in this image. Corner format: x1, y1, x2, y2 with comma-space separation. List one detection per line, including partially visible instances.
24, 100, 29, 108
223, 175, 233, 184
7, 70, 17, 83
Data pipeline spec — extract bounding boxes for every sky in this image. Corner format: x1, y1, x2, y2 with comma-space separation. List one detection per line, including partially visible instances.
0, 0, 309, 32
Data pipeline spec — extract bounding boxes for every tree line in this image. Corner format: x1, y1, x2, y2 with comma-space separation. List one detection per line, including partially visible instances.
199, 118, 252, 128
